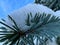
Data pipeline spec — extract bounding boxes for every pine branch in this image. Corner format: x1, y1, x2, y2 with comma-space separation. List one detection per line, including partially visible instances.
8, 15, 20, 31
49, 0, 57, 9
0, 13, 60, 45
0, 21, 17, 32
34, 0, 60, 11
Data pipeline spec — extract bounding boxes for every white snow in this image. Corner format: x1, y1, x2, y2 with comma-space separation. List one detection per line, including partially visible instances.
6, 3, 54, 32
1, 3, 60, 45
47, 38, 57, 45
54, 10, 60, 17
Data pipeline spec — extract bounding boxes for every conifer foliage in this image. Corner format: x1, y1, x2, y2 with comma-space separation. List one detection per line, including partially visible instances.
0, 13, 60, 45
35, 0, 60, 11
0, 0, 60, 45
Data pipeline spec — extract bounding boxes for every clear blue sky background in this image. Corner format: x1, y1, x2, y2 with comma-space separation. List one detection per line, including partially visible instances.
0, 0, 33, 45
0, 0, 34, 19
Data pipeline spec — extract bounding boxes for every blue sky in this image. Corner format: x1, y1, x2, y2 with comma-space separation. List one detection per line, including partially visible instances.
0, 0, 34, 19
0, 0, 33, 45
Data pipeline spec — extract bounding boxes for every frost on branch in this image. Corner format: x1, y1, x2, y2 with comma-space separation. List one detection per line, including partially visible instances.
54, 10, 60, 17
6, 3, 54, 32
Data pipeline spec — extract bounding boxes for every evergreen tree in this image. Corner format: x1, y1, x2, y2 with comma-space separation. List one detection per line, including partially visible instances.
35, 0, 60, 11
0, 0, 60, 45
0, 13, 60, 45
